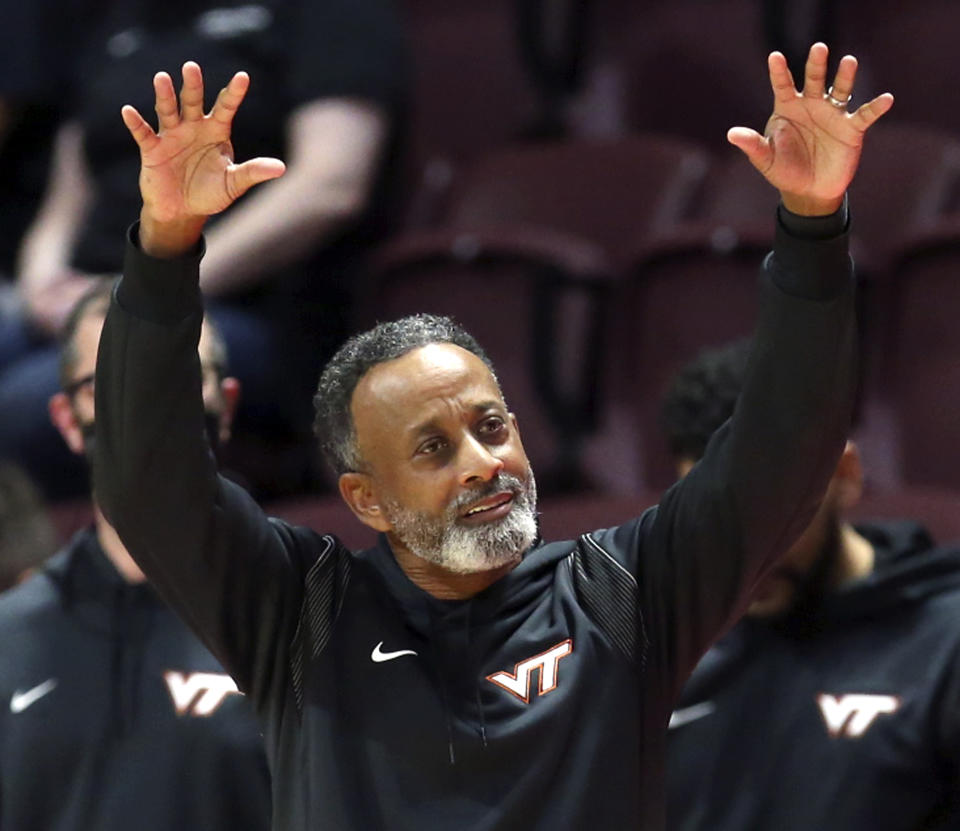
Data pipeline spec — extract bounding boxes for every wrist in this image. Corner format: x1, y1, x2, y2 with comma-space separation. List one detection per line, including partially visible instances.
779, 192, 845, 217
138, 208, 206, 259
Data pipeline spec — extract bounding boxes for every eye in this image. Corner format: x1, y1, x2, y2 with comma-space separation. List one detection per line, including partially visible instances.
477, 416, 507, 438
416, 436, 448, 457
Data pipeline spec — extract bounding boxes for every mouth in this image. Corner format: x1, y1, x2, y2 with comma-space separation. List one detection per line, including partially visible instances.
459, 492, 516, 525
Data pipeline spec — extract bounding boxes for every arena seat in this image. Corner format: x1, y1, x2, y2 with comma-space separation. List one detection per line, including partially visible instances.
831, 0, 960, 137
610, 0, 771, 150
443, 136, 710, 265
589, 222, 769, 491
882, 219, 960, 490
399, 0, 542, 228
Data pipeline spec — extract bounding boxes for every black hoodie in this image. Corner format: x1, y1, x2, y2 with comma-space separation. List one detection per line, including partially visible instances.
667, 521, 960, 831
95, 204, 856, 830
0, 528, 271, 830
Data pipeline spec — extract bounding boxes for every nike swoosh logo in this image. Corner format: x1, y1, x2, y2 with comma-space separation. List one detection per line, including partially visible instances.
371, 641, 418, 663
10, 678, 58, 714
668, 701, 716, 730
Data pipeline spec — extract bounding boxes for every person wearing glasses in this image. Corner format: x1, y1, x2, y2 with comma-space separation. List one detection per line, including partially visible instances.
0, 283, 271, 831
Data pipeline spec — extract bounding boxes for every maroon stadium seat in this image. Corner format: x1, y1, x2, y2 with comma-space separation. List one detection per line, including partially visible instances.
610, 0, 771, 151
846, 123, 960, 276
589, 222, 770, 492
399, 0, 541, 227
883, 219, 960, 490
831, 0, 960, 138
443, 136, 710, 264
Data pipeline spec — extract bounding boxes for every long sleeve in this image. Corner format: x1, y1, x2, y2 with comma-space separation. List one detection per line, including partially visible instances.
94, 225, 307, 713
591, 202, 856, 696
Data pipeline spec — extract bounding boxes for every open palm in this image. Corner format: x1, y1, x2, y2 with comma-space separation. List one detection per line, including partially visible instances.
121, 63, 284, 224
729, 44, 894, 213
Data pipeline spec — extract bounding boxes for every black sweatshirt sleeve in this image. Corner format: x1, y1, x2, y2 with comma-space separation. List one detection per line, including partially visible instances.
591, 201, 856, 697
94, 224, 306, 713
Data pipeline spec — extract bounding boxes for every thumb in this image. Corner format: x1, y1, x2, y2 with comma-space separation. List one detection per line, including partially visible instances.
226, 157, 286, 199
726, 127, 772, 172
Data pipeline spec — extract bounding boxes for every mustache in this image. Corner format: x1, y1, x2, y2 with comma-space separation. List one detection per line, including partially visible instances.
450, 472, 529, 512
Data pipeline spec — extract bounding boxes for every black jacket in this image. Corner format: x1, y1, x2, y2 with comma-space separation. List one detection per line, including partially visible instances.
95, 205, 856, 830
0, 528, 271, 830
667, 521, 960, 830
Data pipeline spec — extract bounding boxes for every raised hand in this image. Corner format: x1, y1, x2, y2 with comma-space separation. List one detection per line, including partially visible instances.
121, 62, 285, 255
728, 43, 893, 216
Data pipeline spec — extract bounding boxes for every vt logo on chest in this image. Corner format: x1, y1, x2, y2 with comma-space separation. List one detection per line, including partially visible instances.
164, 671, 242, 716
817, 693, 900, 738
486, 639, 574, 704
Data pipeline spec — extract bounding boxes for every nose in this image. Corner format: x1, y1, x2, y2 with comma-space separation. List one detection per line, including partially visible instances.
458, 433, 505, 486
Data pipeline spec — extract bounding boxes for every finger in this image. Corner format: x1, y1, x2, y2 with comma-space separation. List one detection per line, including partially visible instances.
801, 42, 829, 98
768, 52, 798, 104
828, 54, 858, 104
153, 72, 180, 132
211, 72, 250, 126
180, 61, 205, 121
121, 105, 160, 153
851, 92, 895, 132
225, 157, 286, 200
727, 126, 773, 173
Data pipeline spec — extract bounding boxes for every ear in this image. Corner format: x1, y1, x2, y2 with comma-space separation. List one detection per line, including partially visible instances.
833, 440, 864, 511
218, 376, 241, 442
48, 392, 85, 455
338, 471, 392, 533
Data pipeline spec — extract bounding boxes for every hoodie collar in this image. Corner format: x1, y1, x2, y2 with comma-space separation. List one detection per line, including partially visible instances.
820, 520, 960, 621
355, 532, 568, 632
44, 526, 161, 609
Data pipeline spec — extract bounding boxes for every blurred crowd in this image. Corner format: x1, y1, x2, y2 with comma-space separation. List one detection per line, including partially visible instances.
3, 0, 960, 829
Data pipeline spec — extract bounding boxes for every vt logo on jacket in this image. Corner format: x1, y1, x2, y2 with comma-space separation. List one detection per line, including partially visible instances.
486, 639, 573, 703
817, 693, 900, 738
164, 671, 242, 716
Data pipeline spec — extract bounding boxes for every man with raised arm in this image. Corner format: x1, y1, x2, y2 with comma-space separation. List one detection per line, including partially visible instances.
95, 45, 892, 830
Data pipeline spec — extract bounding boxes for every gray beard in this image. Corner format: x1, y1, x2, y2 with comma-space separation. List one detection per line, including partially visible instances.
384, 471, 538, 574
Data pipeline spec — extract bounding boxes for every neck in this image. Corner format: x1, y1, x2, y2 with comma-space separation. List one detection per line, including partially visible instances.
389, 538, 518, 600
834, 523, 875, 587
93, 504, 147, 584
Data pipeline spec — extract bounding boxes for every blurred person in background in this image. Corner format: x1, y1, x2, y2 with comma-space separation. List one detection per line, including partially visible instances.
0, 0, 407, 501
0, 463, 57, 592
664, 339, 960, 831
0, 283, 271, 830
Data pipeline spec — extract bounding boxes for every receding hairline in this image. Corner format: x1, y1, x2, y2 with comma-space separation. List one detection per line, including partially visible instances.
352, 341, 503, 408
